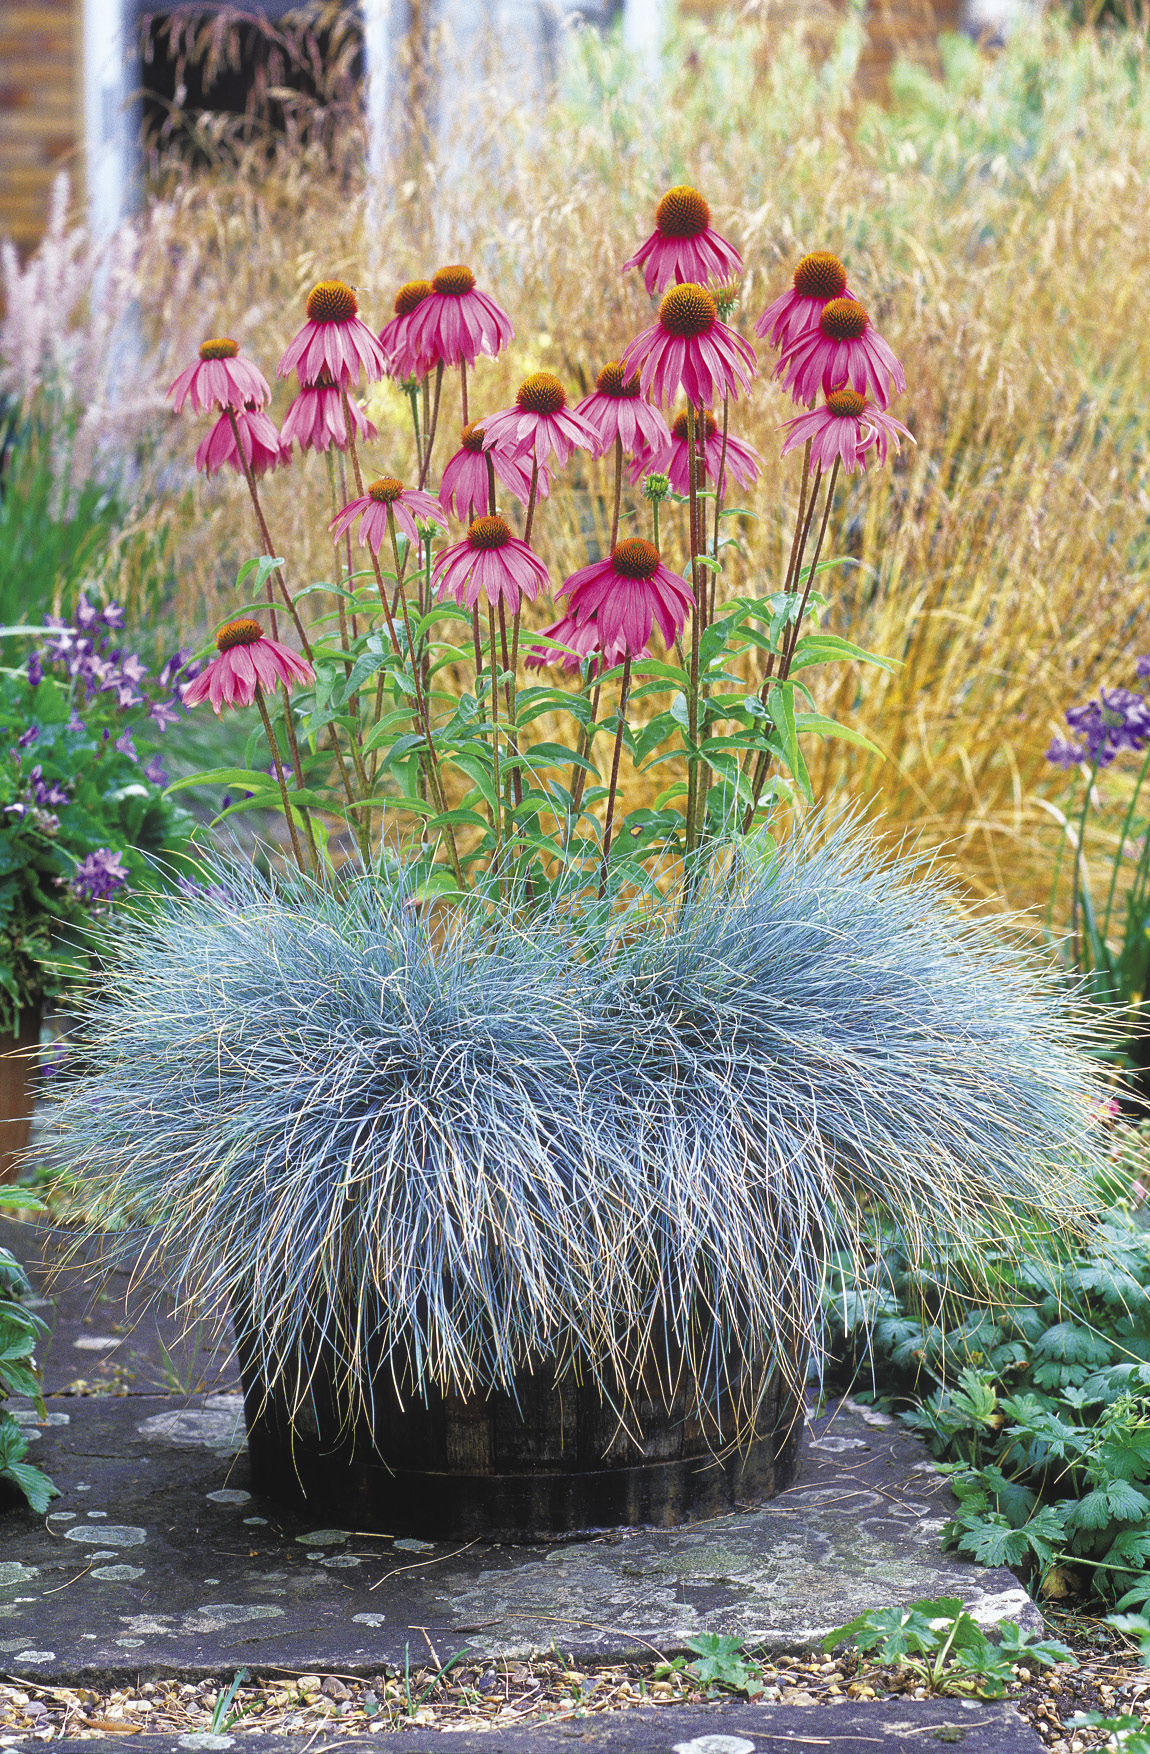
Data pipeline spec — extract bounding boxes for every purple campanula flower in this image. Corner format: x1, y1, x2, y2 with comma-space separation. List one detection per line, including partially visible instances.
143, 754, 169, 787
26, 765, 71, 810
101, 602, 126, 630
42, 616, 74, 662
16, 726, 38, 748
148, 699, 183, 731
107, 681, 143, 710
115, 651, 148, 687
71, 847, 129, 905
27, 651, 42, 688
113, 730, 138, 761
66, 711, 86, 733
1061, 688, 1150, 769
73, 594, 101, 632
1046, 736, 1083, 769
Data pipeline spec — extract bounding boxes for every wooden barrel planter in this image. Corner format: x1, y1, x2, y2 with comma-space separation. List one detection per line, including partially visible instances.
234, 1305, 804, 1541
0, 1004, 41, 1185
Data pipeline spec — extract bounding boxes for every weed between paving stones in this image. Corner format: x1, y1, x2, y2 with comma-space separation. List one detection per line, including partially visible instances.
0, 1637, 1146, 1748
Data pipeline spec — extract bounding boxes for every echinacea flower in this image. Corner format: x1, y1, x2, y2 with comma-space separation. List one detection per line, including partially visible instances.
560, 538, 694, 656
621, 283, 757, 410
330, 477, 448, 552
432, 515, 549, 613
776, 297, 905, 410
755, 251, 856, 352
379, 280, 435, 380
630, 406, 762, 493
779, 387, 912, 476
621, 186, 744, 298
404, 265, 513, 371
524, 612, 640, 675
440, 420, 545, 523
183, 619, 315, 715
194, 407, 291, 477
281, 373, 377, 453
574, 362, 671, 460
479, 373, 600, 471
277, 281, 389, 388
169, 338, 270, 413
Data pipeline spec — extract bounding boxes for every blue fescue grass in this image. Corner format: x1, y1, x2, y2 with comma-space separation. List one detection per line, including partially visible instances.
46, 819, 1114, 1442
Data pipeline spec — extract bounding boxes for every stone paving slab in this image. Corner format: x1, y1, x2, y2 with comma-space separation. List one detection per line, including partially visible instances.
0, 1217, 1039, 1687
0, 1701, 1047, 1752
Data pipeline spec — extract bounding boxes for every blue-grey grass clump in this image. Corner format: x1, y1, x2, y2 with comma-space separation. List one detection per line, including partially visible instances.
48, 820, 1110, 1440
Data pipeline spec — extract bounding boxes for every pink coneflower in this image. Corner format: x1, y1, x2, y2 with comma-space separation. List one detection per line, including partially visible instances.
169, 338, 270, 414
480, 373, 600, 471
432, 515, 549, 613
183, 619, 314, 715
524, 612, 641, 675
755, 251, 856, 352
330, 477, 448, 551
776, 297, 906, 410
621, 186, 744, 298
574, 362, 671, 461
280, 373, 377, 453
277, 281, 389, 388
630, 406, 762, 493
440, 420, 547, 522
403, 265, 513, 371
560, 538, 694, 656
194, 407, 291, 477
379, 279, 434, 380
779, 386, 913, 475
621, 283, 757, 410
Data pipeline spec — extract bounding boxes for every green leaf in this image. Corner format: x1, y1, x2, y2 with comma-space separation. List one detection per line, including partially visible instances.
787, 632, 899, 674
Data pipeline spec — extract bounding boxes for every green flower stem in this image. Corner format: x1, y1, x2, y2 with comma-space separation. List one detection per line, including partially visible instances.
1070, 755, 1103, 964
568, 679, 601, 822
487, 599, 504, 888
254, 683, 308, 876
524, 456, 540, 545
1102, 742, 1150, 948
610, 435, 623, 552
684, 402, 706, 862
418, 363, 444, 490
712, 396, 731, 572
344, 405, 462, 887
783, 440, 814, 598
407, 382, 424, 480
225, 408, 310, 656
781, 457, 839, 681
597, 656, 633, 900
460, 359, 468, 427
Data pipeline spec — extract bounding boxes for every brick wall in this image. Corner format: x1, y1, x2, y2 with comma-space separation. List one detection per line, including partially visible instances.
0, 0, 80, 254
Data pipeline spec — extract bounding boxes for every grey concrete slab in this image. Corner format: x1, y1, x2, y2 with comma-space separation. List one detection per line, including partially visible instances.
0, 1701, 1049, 1753
0, 1216, 1039, 1686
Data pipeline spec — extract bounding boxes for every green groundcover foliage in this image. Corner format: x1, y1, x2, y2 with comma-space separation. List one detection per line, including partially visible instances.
823, 1132, 1150, 1617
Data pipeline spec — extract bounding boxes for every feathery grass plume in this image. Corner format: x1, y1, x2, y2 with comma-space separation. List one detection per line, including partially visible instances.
46, 818, 1111, 1445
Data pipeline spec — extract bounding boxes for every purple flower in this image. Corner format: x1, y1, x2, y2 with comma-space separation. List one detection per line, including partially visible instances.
27, 765, 71, 810
175, 873, 230, 904
42, 617, 74, 662
1136, 655, 1150, 681
27, 651, 42, 688
101, 602, 126, 630
113, 730, 138, 761
148, 699, 183, 732
115, 652, 148, 688
143, 753, 169, 786
16, 726, 38, 749
66, 711, 86, 734
71, 848, 129, 905
107, 681, 143, 710
1046, 736, 1084, 769
73, 594, 101, 632
1060, 687, 1150, 769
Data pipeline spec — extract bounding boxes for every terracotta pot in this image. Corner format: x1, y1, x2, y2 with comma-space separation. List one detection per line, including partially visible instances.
233, 1296, 805, 1541
0, 1003, 42, 1184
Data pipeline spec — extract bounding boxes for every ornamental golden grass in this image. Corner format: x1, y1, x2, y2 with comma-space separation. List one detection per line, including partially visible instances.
120, 3, 1150, 917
